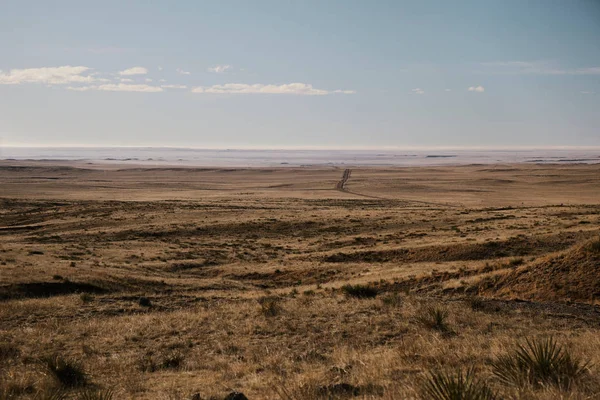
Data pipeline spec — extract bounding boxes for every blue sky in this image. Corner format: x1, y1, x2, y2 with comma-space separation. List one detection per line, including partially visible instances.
1, 0, 599, 148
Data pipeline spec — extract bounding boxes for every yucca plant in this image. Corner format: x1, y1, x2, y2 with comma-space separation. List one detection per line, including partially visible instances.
78, 388, 115, 400
417, 305, 450, 332
491, 337, 589, 390
33, 388, 68, 400
420, 367, 497, 400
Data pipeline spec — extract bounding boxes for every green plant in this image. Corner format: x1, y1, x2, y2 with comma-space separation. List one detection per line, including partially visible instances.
491, 337, 589, 390
417, 305, 450, 332
41, 355, 87, 388
341, 284, 378, 299
420, 368, 497, 400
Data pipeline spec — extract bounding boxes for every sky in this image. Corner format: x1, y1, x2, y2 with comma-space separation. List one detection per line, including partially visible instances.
1, 0, 599, 148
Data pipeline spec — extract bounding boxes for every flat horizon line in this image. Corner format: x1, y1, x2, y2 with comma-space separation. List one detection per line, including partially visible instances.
2, 144, 600, 151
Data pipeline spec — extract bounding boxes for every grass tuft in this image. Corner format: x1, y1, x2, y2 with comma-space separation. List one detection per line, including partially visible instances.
491, 337, 589, 390
341, 284, 378, 299
41, 355, 87, 388
420, 367, 497, 400
258, 296, 282, 317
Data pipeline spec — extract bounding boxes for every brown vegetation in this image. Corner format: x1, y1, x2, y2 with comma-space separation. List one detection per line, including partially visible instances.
1, 162, 599, 399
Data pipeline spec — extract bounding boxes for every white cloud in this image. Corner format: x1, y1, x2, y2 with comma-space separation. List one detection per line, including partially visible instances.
445, 89, 451, 92
118, 67, 148, 76
207, 65, 232, 73
158, 66, 163, 71
333, 89, 357, 94
120, 78, 133, 82
145, 78, 153, 82
0, 66, 97, 85
411, 88, 425, 95
468, 85, 485, 93
161, 84, 188, 89
68, 83, 163, 92
191, 83, 353, 95
176, 68, 191, 75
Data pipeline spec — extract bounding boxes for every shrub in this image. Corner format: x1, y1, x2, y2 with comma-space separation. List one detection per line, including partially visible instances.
138, 348, 185, 372
420, 368, 497, 400
341, 284, 378, 299
41, 355, 87, 388
80, 293, 93, 303
138, 297, 152, 307
585, 238, 600, 254
417, 305, 450, 332
491, 337, 589, 390
258, 296, 281, 317
381, 293, 403, 307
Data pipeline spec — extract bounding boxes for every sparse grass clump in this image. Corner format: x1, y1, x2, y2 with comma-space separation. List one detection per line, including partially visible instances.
41, 355, 87, 388
79, 293, 93, 303
491, 337, 589, 390
258, 296, 282, 317
341, 284, 378, 299
417, 305, 450, 332
420, 368, 497, 400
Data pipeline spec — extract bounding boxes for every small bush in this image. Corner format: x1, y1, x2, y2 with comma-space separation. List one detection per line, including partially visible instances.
341, 284, 378, 299
468, 297, 484, 311
491, 337, 589, 390
80, 293, 93, 303
420, 368, 497, 400
138, 350, 185, 372
585, 238, 600, 254
381, 293, 403, 307
417, 305, 450, 332
258, 296, 281, 317
138, 297, 152, 307
41, 355, 87, 388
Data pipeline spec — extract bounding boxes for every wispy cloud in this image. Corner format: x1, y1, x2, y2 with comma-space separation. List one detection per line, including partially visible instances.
161, 84, 187, 89
207, 65, 232, 73
0, 66, 98, 85
480, 61, 600, 75
191, 83, 354, 95
468, 85, 485, 93
118, 66, 148, 76
411, 88, 425, 95
68, 83, 163, 92
176, 68, 191, 75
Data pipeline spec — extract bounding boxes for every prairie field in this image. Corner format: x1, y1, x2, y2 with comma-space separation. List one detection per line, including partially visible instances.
1, 162, 600, 400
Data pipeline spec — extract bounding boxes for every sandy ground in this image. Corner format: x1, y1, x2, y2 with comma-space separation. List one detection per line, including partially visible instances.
1, 162, 599, 399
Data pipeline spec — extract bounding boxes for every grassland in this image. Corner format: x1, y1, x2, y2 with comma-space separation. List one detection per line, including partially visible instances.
1, 162, 599, 399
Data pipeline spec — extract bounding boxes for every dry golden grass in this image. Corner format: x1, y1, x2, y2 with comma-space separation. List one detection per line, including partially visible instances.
1, 162, 599, 399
